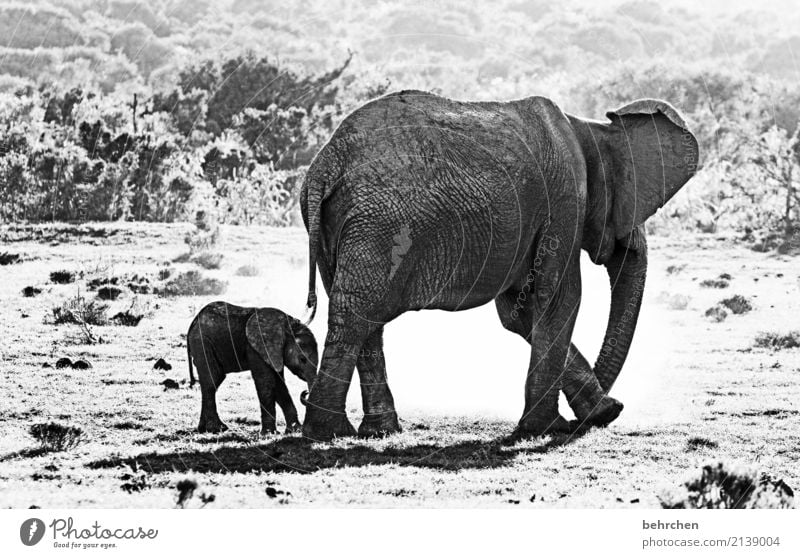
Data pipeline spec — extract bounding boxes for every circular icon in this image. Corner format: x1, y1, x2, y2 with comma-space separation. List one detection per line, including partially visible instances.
20, 518, 45, 546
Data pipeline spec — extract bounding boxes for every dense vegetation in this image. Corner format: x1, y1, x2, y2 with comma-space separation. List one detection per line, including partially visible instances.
1, 0, 800, 242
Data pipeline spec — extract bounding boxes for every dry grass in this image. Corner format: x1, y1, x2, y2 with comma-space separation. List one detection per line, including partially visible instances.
0, 223, 798, 508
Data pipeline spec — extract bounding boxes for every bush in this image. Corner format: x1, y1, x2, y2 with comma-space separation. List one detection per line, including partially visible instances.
22, 286, 42, 297
50, 270, 75, 284
0, 252, 21, 265
52, 295, 108, 325
720, 295, 752, 315
29, 422, 84, 452
97, 286, 122, 300
110, 311, 143, 327
234, 264, 260, 277
704, 305, 727, 322
754, 331, 800, 350
190, 251, 223, 270
660, 462, 794, 509
158, 270, 227, 296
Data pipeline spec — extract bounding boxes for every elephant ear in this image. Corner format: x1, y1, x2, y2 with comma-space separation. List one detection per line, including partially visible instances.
246, 311, 285, 371
604, 99, 699, 239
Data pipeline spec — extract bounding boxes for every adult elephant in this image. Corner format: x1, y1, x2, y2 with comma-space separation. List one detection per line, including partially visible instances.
300, 91, 698, 441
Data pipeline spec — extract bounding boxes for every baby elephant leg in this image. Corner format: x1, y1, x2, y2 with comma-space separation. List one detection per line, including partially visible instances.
192, 339, 228, 433
250, 359, 279, 435
274, 371, 301, 433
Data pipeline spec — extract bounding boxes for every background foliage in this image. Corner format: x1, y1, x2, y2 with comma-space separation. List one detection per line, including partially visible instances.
1, 0, 800, 240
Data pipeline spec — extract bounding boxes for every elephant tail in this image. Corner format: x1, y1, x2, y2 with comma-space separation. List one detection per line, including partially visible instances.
303, 148, 338, 324
187, 342, 196, 387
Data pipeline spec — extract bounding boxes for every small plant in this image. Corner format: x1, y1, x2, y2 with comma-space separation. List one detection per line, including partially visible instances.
0, 252, 22, 265
720, 295, 752, 315
158, 271, 227, 297
87, 277, 119, 290
157, 267, 174, 281
52, 295, 108, 326
29, 422, 84, 452
185, 210, 221, 254
705, 305, 727, 322
190, 251, 224, 270
97, 286, 122, 300
111, 311, 143, 326
686, 436, 718, 450
22, 286, 42, 297
660, 462, 794, 509
120, 464, 151, 494
174, 477, 215, 508
50, 270, 75, 284
234, 264, 260, 277
665, 263, 686, 275
754, 331, 800, 349
657, 292, 690, 310
175, 477, 197, 508
700, 274, 730, 289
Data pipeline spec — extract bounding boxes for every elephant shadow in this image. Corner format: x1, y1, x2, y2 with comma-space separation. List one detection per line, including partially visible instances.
87, 429, 589, 475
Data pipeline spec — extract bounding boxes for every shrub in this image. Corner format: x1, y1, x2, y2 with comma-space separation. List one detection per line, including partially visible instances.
110, 311, 143, 326
234, 264, 260, 277
190, 251, 223, 270
686, 436, 718, 450
50, 270, 75, 284
657, 292, 690, 310
700, 277, 729, 289
22, 286, 42, 297
120, 464, 151, 494
705, 305, 727, 322
158, 270, 227, 296
29, 422, 84, 452
720, 295, 752, 315
52, 295, 108, 326
754, 331, 800, 349
0, 251, 21, 265
660, 462, 794, 509
97, 286, 122, 300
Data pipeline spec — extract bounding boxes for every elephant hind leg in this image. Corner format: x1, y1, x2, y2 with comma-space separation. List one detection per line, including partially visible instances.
191, 336, 228, 433
356, 327, 401, 438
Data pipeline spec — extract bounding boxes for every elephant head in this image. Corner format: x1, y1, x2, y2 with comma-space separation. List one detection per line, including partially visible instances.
568, 99, 699, 391
283, 318, 319, 391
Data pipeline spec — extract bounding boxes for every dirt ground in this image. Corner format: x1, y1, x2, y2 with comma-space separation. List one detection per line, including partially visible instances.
0, 222, 798, 508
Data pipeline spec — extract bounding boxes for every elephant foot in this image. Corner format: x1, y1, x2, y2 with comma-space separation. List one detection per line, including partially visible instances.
302, 407, 356, 442
260, 423, 277, 435
284, 421, 302, 434
358, 411, 402, 438
197, 416, 228, 434
583, 396, 624, 427
513, 413, 572, 439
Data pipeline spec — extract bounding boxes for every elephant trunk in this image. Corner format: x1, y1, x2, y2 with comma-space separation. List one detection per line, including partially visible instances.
593, 234, 648, 392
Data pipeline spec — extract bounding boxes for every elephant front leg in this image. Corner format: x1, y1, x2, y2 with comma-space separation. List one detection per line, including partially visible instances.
356, 327, 401, 438
563, 346, 624, 427
302, 323, 361, 441
516, 249, 581, 437
251, 366, 279, 435
274, 372, 302, 433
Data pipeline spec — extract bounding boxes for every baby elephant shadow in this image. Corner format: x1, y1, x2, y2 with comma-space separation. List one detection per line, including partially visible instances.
87, 429, 588, 475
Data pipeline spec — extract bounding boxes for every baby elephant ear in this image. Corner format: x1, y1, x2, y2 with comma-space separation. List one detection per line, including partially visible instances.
246, 311, 285, 371
605, 99, 699, 239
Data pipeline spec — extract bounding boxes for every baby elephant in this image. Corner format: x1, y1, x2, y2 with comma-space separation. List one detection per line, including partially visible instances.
187, 302, 318, 434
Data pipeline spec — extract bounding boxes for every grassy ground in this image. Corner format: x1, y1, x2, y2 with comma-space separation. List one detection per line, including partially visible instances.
0, 222, 798, 508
